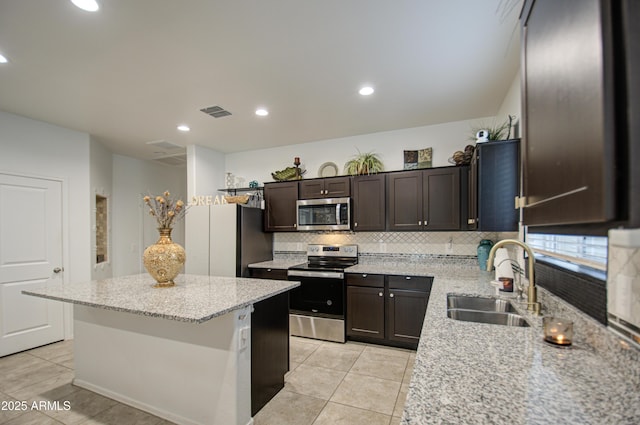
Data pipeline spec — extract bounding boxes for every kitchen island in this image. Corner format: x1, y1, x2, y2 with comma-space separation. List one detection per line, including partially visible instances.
23, 273, 299, 425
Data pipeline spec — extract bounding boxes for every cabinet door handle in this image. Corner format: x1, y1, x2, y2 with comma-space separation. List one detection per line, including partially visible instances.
378, 292, 383, 297
389, 293, 395, 298
405, 276, 411, 280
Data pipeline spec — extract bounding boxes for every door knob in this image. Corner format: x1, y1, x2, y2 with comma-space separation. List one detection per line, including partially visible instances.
53, 267, 63, 274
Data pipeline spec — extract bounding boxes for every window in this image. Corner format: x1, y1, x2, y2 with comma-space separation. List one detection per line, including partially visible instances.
526, 233, 607, 271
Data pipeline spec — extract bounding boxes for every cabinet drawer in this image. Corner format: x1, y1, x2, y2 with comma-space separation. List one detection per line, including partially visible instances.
346, 273, 384, 288
249, 268, 288, 281
387, 275, 432, 292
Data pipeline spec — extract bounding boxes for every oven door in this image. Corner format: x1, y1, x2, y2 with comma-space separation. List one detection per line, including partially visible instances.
287, 270, 345, 319
296, 198, 350, 231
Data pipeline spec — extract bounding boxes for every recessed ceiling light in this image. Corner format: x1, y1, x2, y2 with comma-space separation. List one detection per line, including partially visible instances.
0, 53, 8, 64
255, 108, 269, 116
177, 125, 190, 132
70, 0, 100, 12
359, 86, 374, 96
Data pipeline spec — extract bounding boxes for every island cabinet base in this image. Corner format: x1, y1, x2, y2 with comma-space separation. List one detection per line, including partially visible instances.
72, 304, 253, 425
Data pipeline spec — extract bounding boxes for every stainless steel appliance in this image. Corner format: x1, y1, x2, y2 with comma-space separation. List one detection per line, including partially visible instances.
288, 244, 358, 342
296, 197, 351, 231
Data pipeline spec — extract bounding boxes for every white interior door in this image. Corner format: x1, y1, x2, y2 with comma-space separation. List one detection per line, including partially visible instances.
0, 173, 65, 357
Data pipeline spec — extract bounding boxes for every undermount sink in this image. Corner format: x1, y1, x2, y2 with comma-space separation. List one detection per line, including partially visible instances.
446, 294, 529, 327
447, 309, 530, 327
447, 295, 516, 313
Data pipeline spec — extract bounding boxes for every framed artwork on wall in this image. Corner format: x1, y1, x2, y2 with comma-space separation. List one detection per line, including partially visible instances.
404, 147, 432, 169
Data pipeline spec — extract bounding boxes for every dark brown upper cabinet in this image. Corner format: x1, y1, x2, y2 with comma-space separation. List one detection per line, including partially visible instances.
521, 0, 639, 231
352, 174, 386, 231
386, 167, 463, 231
468, 139, 520, 232
299, 176, 350, 199
264, 181, 298, 232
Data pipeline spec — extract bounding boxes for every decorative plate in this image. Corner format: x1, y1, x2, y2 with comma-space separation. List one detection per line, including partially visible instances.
318, 162, 339, 177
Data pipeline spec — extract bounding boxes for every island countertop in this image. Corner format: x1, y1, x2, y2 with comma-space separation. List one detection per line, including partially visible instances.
23, 273, 299, 324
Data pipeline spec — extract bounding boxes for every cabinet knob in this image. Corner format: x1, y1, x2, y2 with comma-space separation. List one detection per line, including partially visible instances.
418, 220, 422, 225
354, 222, 358, 227
378, 292, 383, 297
293, 223, 297, 228
405, 276, 411, 280
362, 274, 367, 277
390, 293, 395, 298
267, 268, 272, 272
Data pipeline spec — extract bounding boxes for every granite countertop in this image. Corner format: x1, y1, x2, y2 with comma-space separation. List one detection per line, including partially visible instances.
248, 259, 305, 269
23, 274, 299, 324
392, 265, 640, 425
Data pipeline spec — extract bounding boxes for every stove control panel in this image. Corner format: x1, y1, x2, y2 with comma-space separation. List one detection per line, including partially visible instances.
307, 244, 358, 258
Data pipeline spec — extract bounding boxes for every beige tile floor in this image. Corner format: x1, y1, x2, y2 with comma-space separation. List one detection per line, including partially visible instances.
0, 337, 414, 425
253, 337, 414, 425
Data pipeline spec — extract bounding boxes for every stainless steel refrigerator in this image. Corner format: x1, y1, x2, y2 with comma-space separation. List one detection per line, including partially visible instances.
185, 203, 273, 277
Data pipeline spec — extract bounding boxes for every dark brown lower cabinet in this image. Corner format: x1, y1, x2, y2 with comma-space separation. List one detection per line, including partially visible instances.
347, 286, 385, 340
249, 267, 288, 280
387, 289, 428, 345
346, 273, 432, 349
248, 269, 290, 415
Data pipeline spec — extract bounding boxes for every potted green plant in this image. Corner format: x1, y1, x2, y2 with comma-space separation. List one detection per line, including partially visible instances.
344, 150, 384, 175
469, 119, 511, 141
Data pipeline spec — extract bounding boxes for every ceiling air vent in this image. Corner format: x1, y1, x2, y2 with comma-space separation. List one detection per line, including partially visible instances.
146, 140, 183, 150
153, 153, 187, 167
200, 105, 232, 118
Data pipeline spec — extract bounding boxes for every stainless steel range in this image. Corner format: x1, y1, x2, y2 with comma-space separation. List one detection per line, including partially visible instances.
288, 244, 358, 343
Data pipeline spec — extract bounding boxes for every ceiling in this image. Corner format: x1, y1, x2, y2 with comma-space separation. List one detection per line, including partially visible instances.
0, 0, 522, 161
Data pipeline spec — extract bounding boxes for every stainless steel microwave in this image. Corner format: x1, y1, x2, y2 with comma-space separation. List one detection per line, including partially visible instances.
296, 197, 351, 231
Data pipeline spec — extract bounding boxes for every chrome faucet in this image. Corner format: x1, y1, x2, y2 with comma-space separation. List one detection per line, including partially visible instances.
486, 239, 541, 315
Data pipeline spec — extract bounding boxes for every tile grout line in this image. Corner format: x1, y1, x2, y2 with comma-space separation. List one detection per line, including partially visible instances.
309, 340, 366, 425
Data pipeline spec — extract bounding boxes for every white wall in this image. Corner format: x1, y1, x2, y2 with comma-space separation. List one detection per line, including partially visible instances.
224, 116, 495, 186
90, 138, 113, 280
0, 110, 91, 337
187, 144, 225, 199
0, 111, 92, 286
495, 72, 522, 139
111, 155, 187, 277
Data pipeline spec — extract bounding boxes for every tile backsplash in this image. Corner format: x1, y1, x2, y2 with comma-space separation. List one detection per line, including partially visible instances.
274, 231, 518, 257
607, 228, 640, 346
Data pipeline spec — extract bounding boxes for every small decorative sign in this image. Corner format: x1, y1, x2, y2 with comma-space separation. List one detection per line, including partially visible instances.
189, 195, 227, 206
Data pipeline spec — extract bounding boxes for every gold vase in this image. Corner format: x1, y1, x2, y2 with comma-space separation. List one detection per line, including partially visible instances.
143, 227, 186, 287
